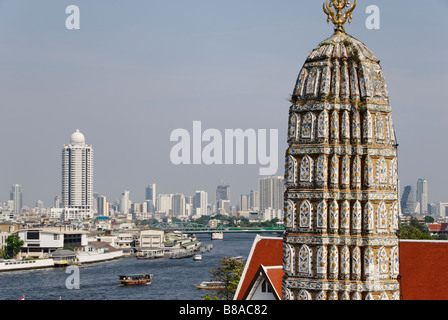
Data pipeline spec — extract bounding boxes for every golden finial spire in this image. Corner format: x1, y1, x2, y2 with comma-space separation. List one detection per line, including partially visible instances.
323, 0, 357, 35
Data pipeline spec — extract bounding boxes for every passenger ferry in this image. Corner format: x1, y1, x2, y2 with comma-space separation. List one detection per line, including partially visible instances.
118, 274, 153, 286
194, 281, 225, 290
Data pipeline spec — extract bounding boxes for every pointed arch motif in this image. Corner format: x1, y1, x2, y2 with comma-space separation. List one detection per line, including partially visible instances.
320, 65, 331, 95
340, 246, 350, 279
284, 200, 296, 229
329, 245, 339, 277
316, 246, 328, 275
365, 292, 375, 300
389, 116, 396, 142
352, 247, 361, 279
341, 155, 350, 187
391, 203, 399, 231
294, 68, 308, 96
352, 292, 362, 300
329, 200, 339, 231
352, 155, 361, 187
331, 111, 339, 140
301, 112, 314, 139
299, 200, 312, 229
298, 244, 312, 274
316, 155, 328, 184
340, 200, 350, 231
305, 67, 320, 96
288, 112, 300, 141
341, 291, 350, 300
377, 201, 388, 232
283, 242, 295, 275
378, 247, 389, 278
315, 291, 327, 300
330, 155, 339, 185
317, 110, 329, 138
352, 201, 362, 232
352, 110, 361, 139
377, 157, 388, 185
298, 289, 312, 300
317, 200, 328, 230
379, 292, 389, 300
364, 247, 375, 279
329, 291, 338, 300
341, 110, 350, 139
364, 156, 375, 187
385, 114, 391, 142
389, 158, 398, 187
391, 246, 399, 277
363, 110, 373, 139
363, 201, 374, 232
300, 155, 314, 182
284, 155, 297, 186
375, 112, 385, 140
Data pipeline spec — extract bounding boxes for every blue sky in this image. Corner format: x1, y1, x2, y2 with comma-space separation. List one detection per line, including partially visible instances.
0, 0, 446, 206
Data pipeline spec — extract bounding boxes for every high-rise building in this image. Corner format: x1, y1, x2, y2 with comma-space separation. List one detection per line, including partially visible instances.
119, 190, 130, 214
282, 2, 400, 300
193, 190, 208, 216
172, 193, 186, 216
216, 183, 230, 209
258, 176, 283, 212
239, 194, 249, 211
10, 184, 22, 215
157, 194, 173, 215
98, 195, 109, 216
249, 190, 259, 211
145, 184, 156, 206
62, 129, 94, 219
401, 186, 416, 215
416, 178, 428, 214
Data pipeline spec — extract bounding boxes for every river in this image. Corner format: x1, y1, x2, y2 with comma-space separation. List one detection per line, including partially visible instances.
0, 233, 277, 300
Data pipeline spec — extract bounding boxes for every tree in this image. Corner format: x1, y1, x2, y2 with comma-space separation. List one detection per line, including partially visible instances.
5, 234, 24, 259
204, 256, 245, 300
397, 218, 433, 240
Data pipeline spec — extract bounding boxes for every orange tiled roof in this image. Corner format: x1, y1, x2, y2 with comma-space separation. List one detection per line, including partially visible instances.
235, 237, 448, 300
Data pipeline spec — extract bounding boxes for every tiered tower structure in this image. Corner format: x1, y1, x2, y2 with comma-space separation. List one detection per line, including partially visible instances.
282, 0, 400, 300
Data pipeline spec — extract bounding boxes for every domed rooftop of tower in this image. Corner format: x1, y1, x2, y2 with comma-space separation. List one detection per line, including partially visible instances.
291, 32, 389, 105
70, 129, 85, 146
307, 33, 379, 63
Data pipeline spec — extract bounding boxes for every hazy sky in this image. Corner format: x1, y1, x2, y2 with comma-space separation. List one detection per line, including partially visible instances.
0, 0, 446, 207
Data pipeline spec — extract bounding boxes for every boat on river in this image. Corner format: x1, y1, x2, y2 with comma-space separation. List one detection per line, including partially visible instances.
194, 281, 225, 290
119, 274, 153, 286
136, 249, 164, 260
193, 254, 202, 261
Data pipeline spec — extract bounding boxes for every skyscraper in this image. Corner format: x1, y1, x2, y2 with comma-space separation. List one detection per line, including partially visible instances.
145, 184, 156, 204
10, 184, 22, 216
193, 190, 208, 216
401, 186, 416, 215
283, 2, 400, 300
120, 190, 130, 214
258, 176, 283, 212
416, 178, 428, 214
62, 129, 94, 219
216, 183, 230, 208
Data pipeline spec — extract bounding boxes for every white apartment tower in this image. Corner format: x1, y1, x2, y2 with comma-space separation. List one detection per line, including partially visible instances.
62, 129, 94, 219
258, 176, 284, 212
416, 178, 428, 214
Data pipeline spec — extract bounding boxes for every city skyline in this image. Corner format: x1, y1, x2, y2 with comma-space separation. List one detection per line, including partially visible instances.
0, 1, 446, 206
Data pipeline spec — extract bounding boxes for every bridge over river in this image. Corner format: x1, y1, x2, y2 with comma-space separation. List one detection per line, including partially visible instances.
147, 222, 284, 235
